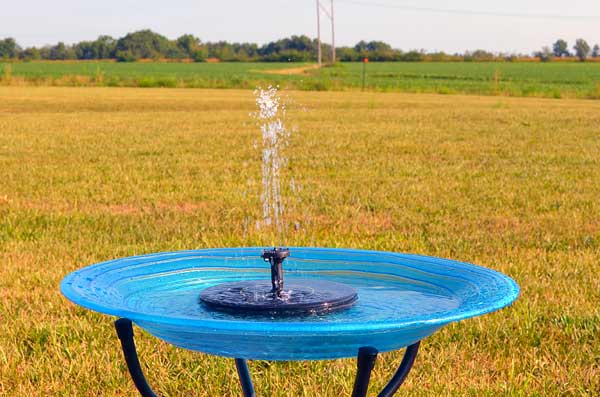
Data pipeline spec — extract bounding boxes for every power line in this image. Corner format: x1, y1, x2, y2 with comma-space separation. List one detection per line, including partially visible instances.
337, 0, 600, 20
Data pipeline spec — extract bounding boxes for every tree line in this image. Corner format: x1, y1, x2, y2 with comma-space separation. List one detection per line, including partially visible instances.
535, 39, 600, 62
0, 30, 599, 62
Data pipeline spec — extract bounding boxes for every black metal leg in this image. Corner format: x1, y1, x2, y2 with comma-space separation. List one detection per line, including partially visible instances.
352, 346, 379, 397
113, 318, 420, 397
114, 318, 158, 397
377, 342, 420, 397
235, 358, 256, 397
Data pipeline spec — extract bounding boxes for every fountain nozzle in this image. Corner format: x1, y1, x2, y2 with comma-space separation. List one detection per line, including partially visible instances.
261, 248, 290, 295
200, 247, 357, 315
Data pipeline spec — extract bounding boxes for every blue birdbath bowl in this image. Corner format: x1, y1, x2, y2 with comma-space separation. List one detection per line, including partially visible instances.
61, 247, 519, 397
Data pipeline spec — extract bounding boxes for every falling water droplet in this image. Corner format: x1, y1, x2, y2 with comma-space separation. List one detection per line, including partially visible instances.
253, 86, 289, 243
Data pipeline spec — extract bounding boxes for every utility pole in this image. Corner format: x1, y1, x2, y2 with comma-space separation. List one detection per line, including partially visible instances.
316, 0, 322, 67
330, 0, 335, 64
316, 0, 335, 65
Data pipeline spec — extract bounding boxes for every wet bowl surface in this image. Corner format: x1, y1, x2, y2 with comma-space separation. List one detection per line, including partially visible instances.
61, 247, 519, 360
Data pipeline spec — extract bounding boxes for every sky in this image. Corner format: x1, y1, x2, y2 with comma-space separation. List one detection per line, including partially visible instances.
2, 0, 599, 54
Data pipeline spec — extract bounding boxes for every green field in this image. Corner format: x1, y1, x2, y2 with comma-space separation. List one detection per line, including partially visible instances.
0, 62, 310, 89
2, 61, 600, 99
322, 62, 600, 98
1, 87, 599, 396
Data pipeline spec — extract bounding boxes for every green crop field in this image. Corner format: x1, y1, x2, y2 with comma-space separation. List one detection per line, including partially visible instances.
321, 62, 600, 98
2, 61, 600, 99
0, 61, 310, 89
1, 86, 599, 396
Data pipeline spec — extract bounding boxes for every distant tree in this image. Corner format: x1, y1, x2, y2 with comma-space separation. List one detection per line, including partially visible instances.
259, 41, 281, 57
176, 34, 200, 57
257, 35, 316, 61
352, 40, 367, 53
365, 41, 396, 61
175, 34, 210, 61
552, 39, 569, 57
114, 49, 136, 62
365, 41, 392, 52
262, 49, 312, 62
93, 36, 116, 59
350, 40, 397, 61
239, 43, 259, 58
573, 39, 591, 62
74, 36, 115, 59
401, 50, 424, 62
429, 51, 450, 62
235, 43, 259, 60
229, 43, 253, 61
592, 44, 600, 58
191, 47, 208, 62
466, 49, 495, 61
163, 45, 185, 59
48, 42, 75, 60
38, 46, 51, 59
74, 41, 96, 60
115, 30, 180, 61
208, 41, 236, 61
20, 47, 41, 61
0, 38, 21, 59
336, 46, 359, 61
285, 35, 315, 52
8, 32, 578, 63
534, 46, 553, 62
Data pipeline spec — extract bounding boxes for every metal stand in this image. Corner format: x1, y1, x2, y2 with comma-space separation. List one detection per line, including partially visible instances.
114, 318, 420, 397
235, 358, 256, 397
114, 319, 157, 397
352, 347, 379, 397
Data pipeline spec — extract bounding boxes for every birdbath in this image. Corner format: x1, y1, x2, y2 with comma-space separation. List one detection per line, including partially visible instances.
61, 247, 519, 396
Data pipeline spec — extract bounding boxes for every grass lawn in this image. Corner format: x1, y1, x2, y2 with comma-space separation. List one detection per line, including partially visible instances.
0, 87, 599, 396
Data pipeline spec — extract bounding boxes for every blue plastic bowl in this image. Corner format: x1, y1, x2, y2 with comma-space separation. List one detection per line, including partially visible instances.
61, 247, 519, 360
